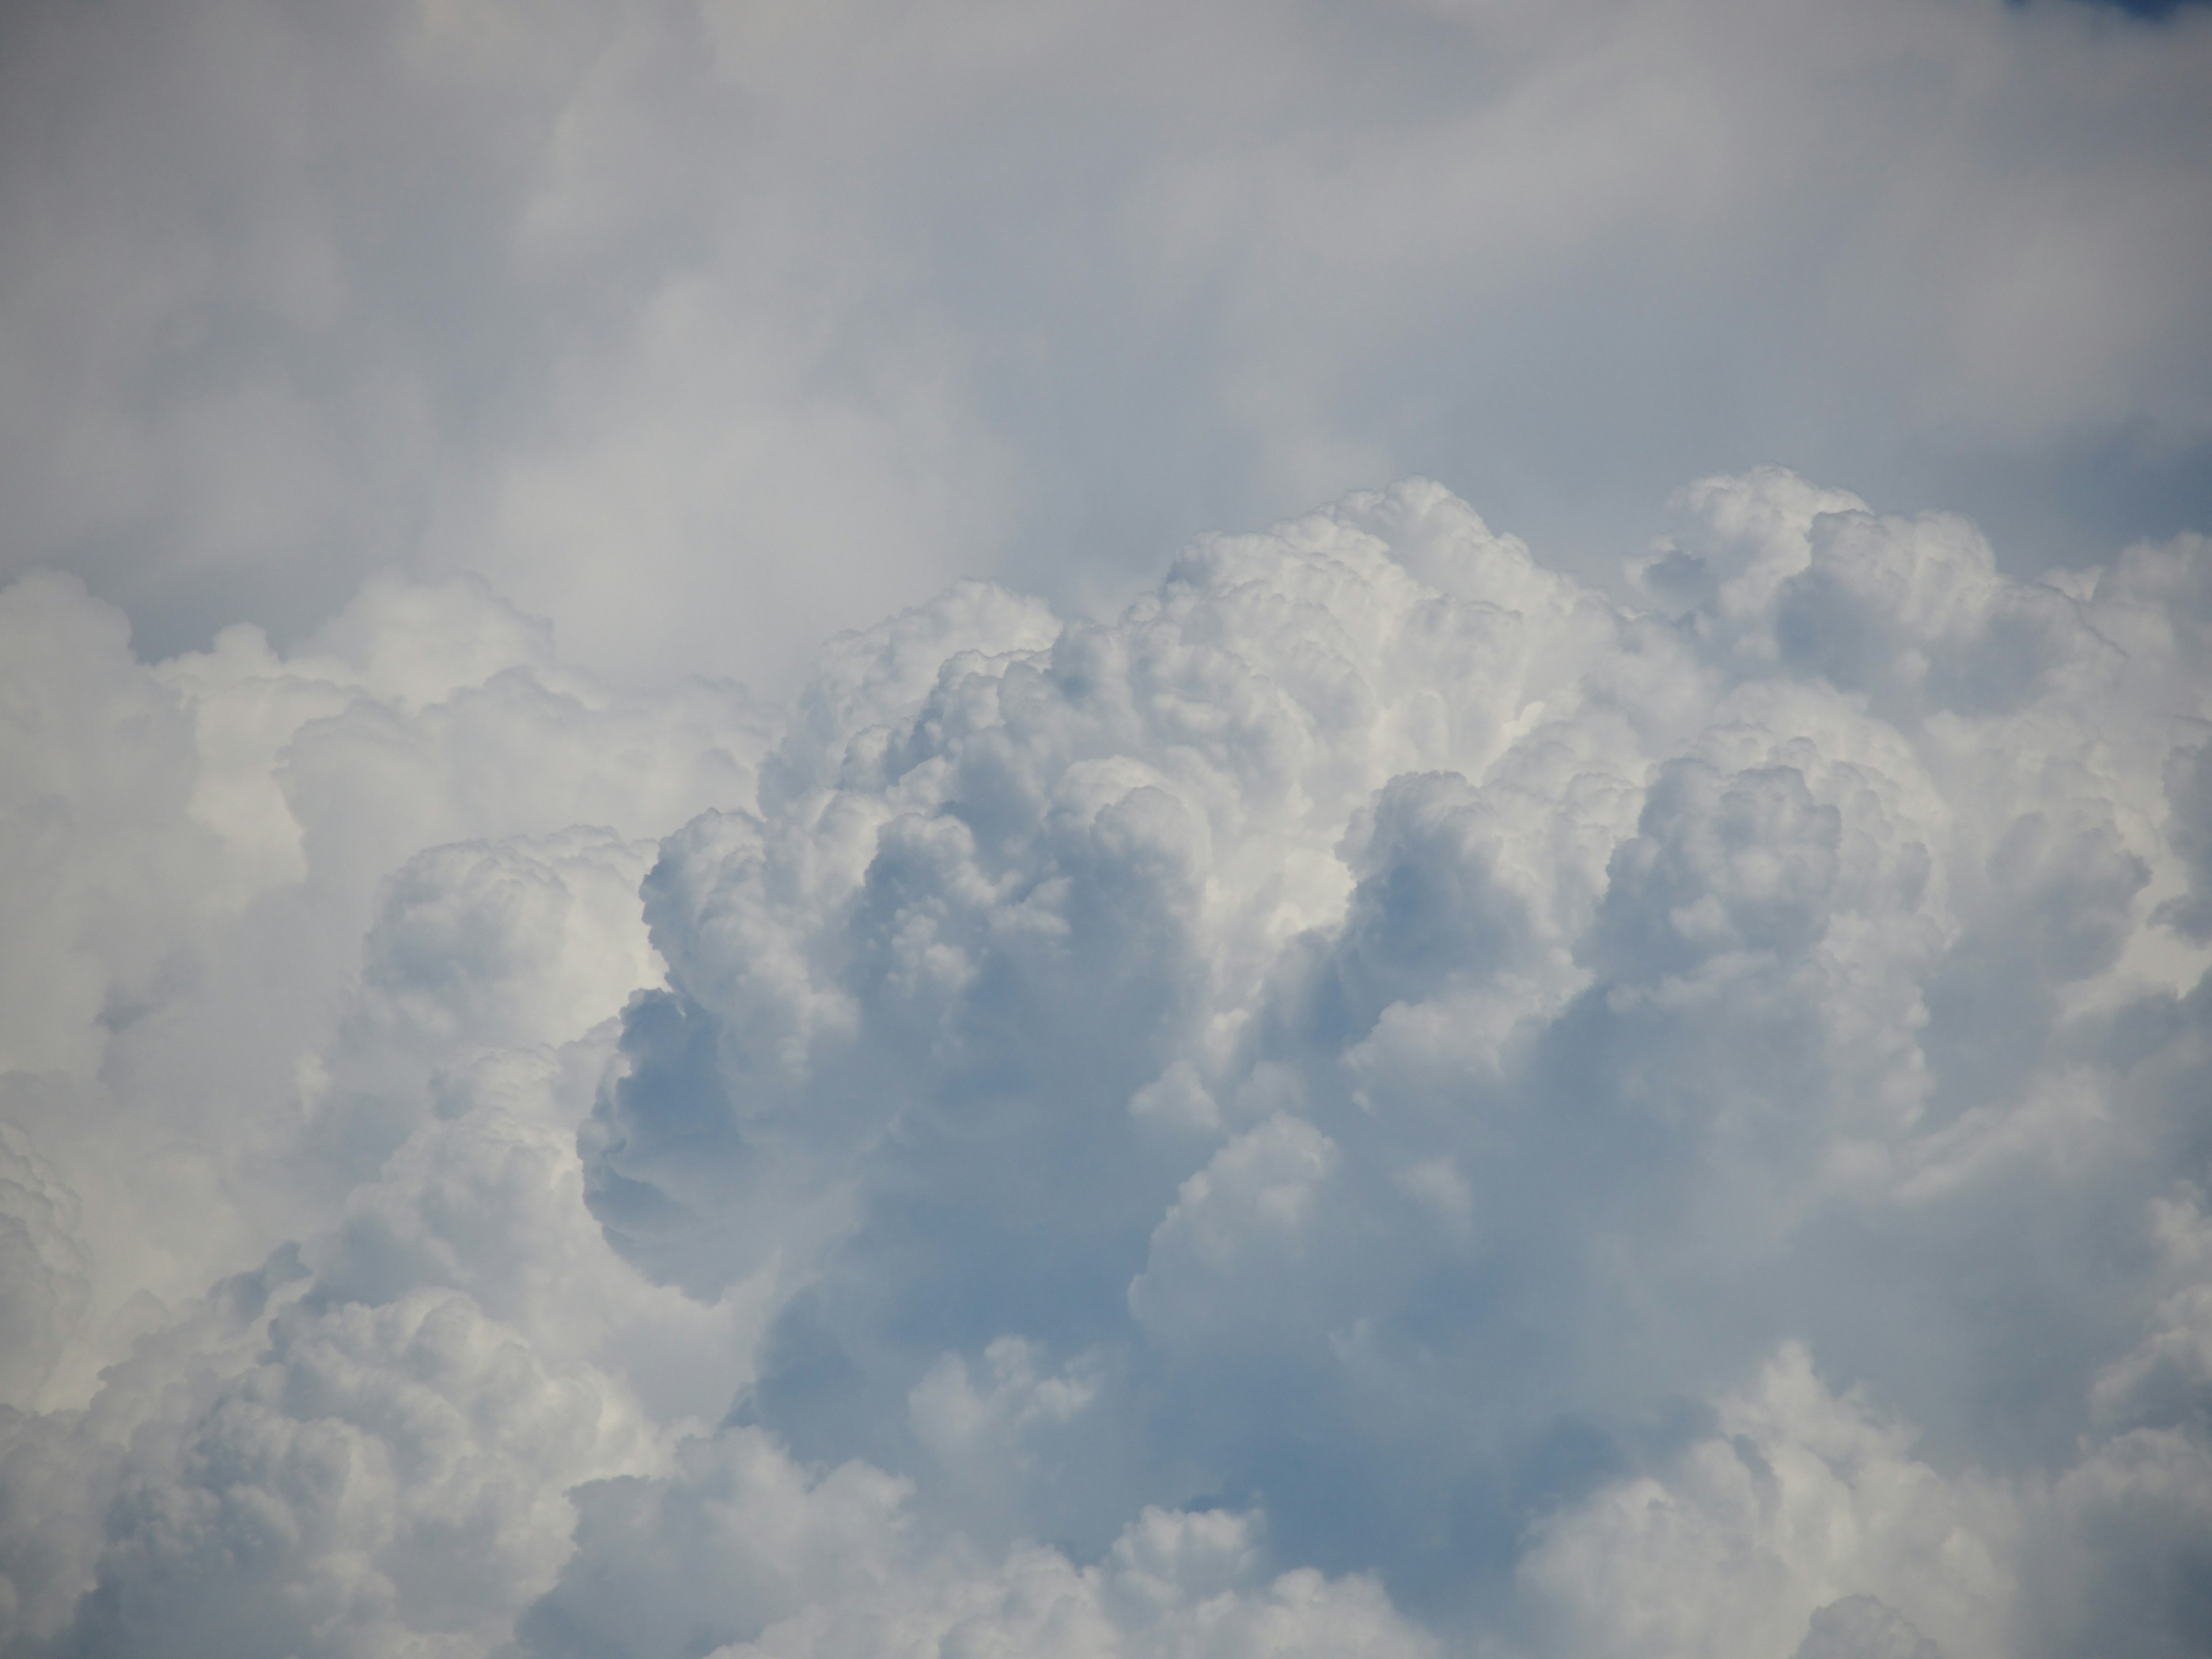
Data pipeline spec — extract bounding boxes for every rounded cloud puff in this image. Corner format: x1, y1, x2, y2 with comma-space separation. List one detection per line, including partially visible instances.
2, 472, 2209, 1657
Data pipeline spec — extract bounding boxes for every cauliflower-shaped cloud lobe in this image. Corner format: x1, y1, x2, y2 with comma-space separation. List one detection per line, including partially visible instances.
2, 474, 2209, 1658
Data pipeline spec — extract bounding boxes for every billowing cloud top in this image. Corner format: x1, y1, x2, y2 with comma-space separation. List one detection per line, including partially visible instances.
2, 470, 2208, 1658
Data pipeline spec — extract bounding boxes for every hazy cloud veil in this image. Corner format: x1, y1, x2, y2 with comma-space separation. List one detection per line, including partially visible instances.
3, 3, 2211, 1658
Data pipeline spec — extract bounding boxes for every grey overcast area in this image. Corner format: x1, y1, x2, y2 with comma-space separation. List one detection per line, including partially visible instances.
3, 2, 2211, 1656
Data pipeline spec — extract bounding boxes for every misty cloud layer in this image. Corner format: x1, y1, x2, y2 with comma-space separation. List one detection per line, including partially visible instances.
5, 0, 2211, 688
3, 467, 2209, 1657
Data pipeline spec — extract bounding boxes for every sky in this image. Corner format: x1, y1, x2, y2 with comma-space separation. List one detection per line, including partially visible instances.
2, 2, 2210, 1657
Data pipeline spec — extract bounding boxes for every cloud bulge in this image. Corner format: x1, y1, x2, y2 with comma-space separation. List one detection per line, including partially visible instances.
2, 465, 2209, 1657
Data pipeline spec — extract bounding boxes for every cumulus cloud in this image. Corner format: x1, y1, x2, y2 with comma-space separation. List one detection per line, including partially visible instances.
1, 467, 2209, 1657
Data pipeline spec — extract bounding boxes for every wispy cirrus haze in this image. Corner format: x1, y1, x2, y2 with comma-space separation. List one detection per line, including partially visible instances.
3, 3, 2211, 1657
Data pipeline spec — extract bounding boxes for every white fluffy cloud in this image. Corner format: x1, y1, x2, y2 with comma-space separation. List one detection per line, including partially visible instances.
6, 467, 2205, 1655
